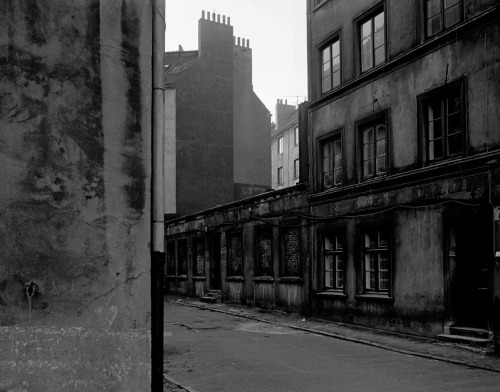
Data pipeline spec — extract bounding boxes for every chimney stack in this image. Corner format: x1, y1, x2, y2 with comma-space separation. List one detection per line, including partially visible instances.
202, 10, 205, 19
223, 15, 226, 24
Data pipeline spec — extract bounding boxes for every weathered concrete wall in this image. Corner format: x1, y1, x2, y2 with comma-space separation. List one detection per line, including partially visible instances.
0, 0, 152, 389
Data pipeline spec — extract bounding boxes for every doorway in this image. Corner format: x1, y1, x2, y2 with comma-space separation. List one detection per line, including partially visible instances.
446, 206, 492, 328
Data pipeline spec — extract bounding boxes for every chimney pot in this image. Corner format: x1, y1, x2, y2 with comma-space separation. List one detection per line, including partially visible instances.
223, 15, 226, 24
247, 39, 250, 48
228, 17, 231, 25
213, 13, 216, 21
207, 12, 210, 20
217, 14, 220, 23
285, 99, 287, 104
237, 37, 241, 46
202, 10, 205, 19
233, 36, 236, 45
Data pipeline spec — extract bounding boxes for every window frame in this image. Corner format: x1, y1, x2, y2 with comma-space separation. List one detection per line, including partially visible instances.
423, 0, 463, 39
318, 129, 344, 190
355, 220, 393, 299
418, 77, 467, 165
294, 126, 299, 146
355, 2, 387, 75
192, 236, 205, 277
277, 166, 284, 185
323, 230, 346, 293
293, 159, 300, 179
254, 225, 274, 277
278, 136, 284, 155
319, 34, 342, 94
280, 221, 302, 278
226, 231, 244, 277
355, 110, 390, 182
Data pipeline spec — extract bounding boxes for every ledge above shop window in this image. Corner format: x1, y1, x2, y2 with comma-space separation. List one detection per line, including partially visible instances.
192, 276, 206, 281
165, 275, 176, 280
278, 277, 303, 284
226, 276, 245, 282
354, 293, 394, 303
177, 275, 188, 281
253, 276, 275, 283
316, 291, 348, 300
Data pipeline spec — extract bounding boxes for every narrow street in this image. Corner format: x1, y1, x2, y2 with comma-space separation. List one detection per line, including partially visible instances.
164, 300, 500, 392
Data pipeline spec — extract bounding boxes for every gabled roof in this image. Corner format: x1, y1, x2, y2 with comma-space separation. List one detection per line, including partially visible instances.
164, 50, 199, 74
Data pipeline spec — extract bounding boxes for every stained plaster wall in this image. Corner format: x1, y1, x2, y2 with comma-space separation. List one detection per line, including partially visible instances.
0, 0, 152, 389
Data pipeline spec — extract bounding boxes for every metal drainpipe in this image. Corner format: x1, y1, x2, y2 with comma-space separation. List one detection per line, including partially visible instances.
151, 0, 165, 390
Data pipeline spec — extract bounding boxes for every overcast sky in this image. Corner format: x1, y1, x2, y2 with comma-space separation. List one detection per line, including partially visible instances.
165, 0, 308, 122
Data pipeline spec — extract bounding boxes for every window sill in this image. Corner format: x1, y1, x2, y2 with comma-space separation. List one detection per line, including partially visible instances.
316, 291, 347, 299
253, 276, 275, 283
177, 275, 188, 281
354, 294, 393, 303
165, 275, 176, 280
278, 277, 303, 284
192, 276, 206, 281
226, 276, 244, 282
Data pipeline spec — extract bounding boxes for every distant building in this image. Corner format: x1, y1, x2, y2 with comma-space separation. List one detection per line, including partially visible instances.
164, 11, 271, 217
271, 100, 300, 189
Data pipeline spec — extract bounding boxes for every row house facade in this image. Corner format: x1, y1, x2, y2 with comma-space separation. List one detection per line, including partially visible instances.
165, 0, 500, 350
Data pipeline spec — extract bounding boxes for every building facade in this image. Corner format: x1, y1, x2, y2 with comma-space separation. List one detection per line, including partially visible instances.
164, 12, 271, 217
165, 0, 500, 351
307, 0, 500, 340
271, 100, 300, 189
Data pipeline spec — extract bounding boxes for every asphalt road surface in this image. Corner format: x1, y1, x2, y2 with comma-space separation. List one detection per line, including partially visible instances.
164, 301, 500, 392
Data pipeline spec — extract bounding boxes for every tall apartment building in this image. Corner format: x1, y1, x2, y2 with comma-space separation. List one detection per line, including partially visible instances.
307, 0, 500, 341
271, 99, 300, 189
164, 12, 271, 217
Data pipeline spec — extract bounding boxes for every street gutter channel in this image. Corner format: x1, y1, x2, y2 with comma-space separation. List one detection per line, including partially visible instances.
166, 298, 500, 375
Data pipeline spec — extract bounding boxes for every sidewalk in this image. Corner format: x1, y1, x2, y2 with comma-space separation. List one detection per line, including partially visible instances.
164, 294, 500, 375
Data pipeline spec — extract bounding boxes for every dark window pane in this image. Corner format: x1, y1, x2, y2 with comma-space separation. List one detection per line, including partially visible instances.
332, 70, 340, 88
447, 112, 462, 136
448, 133, 462, 155
428, 15, 442, 35
445, 4, 460, 27
427, 0, 442, 17
374, 45, 385, 66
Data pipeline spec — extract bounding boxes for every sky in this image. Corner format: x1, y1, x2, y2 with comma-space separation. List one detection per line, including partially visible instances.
164, 0, 308, 121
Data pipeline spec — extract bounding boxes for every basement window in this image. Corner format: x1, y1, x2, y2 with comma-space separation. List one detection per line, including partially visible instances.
227, 232, 243, 277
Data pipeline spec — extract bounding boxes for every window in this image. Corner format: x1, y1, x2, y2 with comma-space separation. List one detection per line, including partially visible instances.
360, 10, 385, 72
363, 229, 390, 293
425, 0, 462, 37
324, 233, 344, 291
193, 237, 205, 276
293, 159, 299, 179
177, 238, 188, 275
321, 38, 341, 93
420, 80, 464, 162
278, 136, 284, 155
255, 226, 273, 277
227, 232, 243, 276
277, 167, 284, 185
294, 126, 299, 146
321, 134, 342, 189
360, 119, 387, 180
281, 225, 301, 277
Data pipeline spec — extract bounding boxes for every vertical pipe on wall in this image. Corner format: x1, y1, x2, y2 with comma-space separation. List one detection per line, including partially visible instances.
151, 0, 165, 390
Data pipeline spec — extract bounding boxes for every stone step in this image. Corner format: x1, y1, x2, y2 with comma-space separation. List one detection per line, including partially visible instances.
449, 326, 490, 339
437, 333, 492, 347
208, 290, 221, 295
200, 296, 219, 304
205, 292, 220, 298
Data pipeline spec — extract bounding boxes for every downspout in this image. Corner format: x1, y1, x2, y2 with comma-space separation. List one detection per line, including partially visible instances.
151, 0, 165, 390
